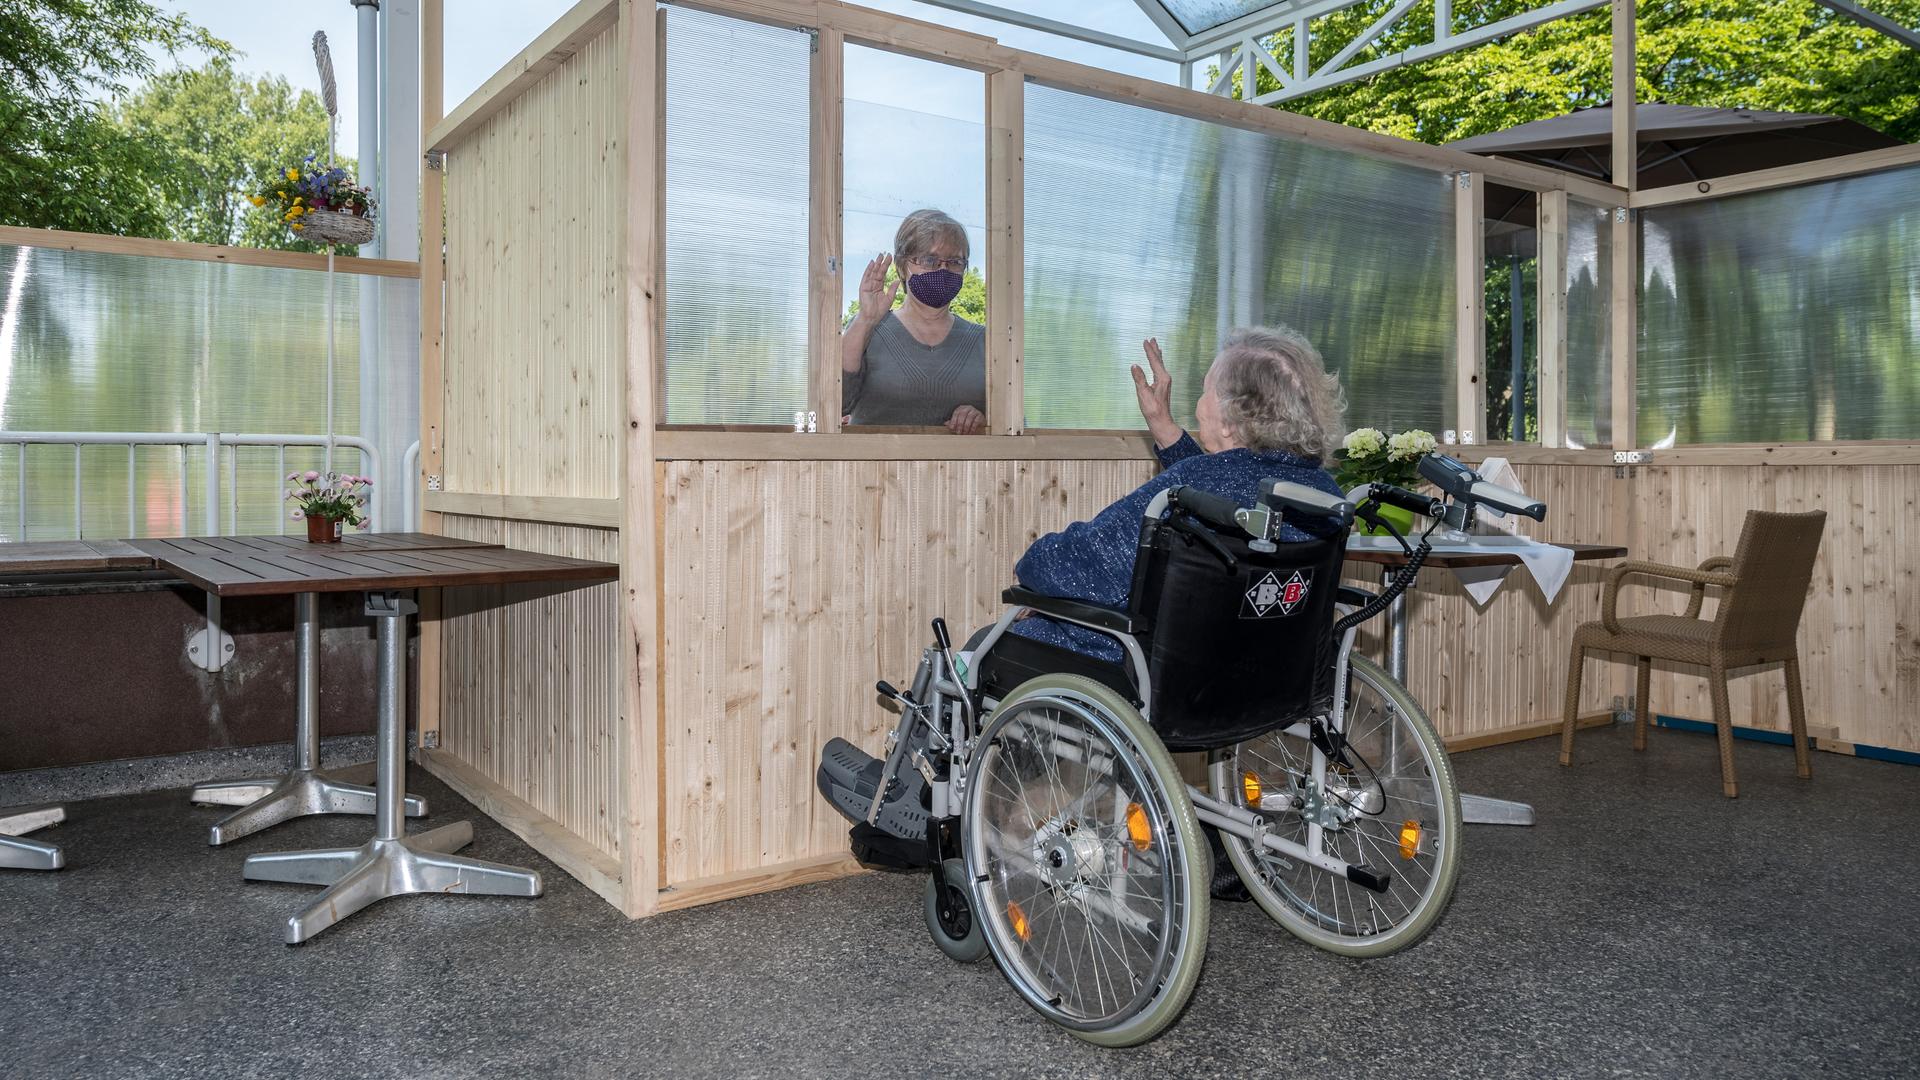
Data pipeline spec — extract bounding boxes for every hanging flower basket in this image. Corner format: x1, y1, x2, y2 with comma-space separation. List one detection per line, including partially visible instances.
300, 207, 375, 246
252, 157, 378, 248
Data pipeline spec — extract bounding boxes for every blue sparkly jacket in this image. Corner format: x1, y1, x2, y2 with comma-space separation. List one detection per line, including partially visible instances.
1009, 432, 1345, 662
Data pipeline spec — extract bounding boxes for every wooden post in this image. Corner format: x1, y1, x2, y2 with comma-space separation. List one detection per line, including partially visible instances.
808, 26, 846, 434
1536, 189, 1568, 449
619, 0, 664, 920
1454, 171, 1485, 444
985, 68, 1025, 435
417, 0, 446, 746
1610, 0, 1637, 451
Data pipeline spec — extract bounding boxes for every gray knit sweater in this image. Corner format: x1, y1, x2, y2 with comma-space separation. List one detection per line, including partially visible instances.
844, 312, 987, 426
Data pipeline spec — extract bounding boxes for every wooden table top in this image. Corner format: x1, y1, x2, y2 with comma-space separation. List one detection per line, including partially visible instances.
151, 543, 619, 597
0, 539, 158, 574
129, 532, 496, 560
1, 533, 617, 596
1343, 542, 1629, 570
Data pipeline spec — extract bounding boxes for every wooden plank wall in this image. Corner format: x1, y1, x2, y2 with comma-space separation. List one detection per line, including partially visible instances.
442, 24, 625, 500
437, 513, 626, 858
656, 457, 1152, 887
1631, 464, 1919, 755
1378, 462, 1633, 740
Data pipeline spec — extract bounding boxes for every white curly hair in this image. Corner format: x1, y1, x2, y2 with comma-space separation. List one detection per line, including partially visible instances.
1209, 325, 1347, 460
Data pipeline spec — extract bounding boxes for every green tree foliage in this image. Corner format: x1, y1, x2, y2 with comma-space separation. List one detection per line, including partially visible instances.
114, 58, 345, 252
1227, 0, 1920, 144
844, 264, 988, 325
0, 0, 227, 234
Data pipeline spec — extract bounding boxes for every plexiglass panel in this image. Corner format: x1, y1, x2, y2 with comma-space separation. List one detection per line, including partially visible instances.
662, 9, 812, 425
1639, 165, 1920, 444
1024, 83, 1454, 434
0, 242, 416, 540
1486, 214, 1538, 442
1160, 1, 1275, 34
1564, 202, 1612, 449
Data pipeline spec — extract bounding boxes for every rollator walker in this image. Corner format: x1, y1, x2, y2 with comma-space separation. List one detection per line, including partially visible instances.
818, 455, 1547, 1045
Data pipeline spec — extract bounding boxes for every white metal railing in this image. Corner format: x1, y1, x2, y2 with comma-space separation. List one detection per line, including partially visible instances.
0, 431, 380, 542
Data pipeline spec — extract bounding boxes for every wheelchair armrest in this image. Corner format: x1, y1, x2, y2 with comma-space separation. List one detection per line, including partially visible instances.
1002, 587, 1143, 635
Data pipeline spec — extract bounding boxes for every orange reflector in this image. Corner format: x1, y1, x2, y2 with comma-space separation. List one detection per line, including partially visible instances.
1125, 803, 1152, 851
1008, 900, 1031, 941
1398, 820, 1421, 859
1241, 771, 1262, 806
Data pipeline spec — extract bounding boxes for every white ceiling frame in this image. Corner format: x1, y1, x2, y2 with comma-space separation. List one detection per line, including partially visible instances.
1813, 0, 1920, 52
1230, 0, 1609, 105
1129, 0, 1197, 48
905, 0, 1188, 61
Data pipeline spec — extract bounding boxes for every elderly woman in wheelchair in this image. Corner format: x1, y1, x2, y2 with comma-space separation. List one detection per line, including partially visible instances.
817, 326, 1507, 1045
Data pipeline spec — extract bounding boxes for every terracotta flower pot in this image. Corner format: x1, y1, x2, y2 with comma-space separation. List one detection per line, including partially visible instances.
306, 514, 342, 543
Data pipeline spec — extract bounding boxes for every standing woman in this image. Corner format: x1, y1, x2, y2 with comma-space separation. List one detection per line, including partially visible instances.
842, 208, 988, 433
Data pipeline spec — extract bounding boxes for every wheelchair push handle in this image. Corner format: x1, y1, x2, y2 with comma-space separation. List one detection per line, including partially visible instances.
1260, 479, 1356, 528
1468, 478, 1547, 521
930, 617, 952, 652
1165, 486, 1243, 533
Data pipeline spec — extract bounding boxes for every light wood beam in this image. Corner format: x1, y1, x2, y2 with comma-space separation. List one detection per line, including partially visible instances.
985, 68, 1025, 435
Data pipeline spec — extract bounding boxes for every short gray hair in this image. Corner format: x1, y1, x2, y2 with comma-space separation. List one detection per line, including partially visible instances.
1210, 326, 1347, 460
893, 208, 969, 265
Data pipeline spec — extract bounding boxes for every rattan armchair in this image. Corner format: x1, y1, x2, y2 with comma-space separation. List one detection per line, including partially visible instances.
1559, 510, 1827, 797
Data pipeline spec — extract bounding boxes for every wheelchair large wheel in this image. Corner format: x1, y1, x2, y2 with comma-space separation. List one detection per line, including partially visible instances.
1213, 655, 1461, 957
963, 674, 1209, 1047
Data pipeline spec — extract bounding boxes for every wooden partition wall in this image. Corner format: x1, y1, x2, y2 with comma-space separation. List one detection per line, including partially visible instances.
416, 0, 1920, 917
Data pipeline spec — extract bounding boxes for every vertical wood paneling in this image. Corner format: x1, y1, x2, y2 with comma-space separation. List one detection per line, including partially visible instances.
443, 26, 625, 499
658, 458, 1150, 886
1631, 464, 1920, 755
438, 514, 625, 857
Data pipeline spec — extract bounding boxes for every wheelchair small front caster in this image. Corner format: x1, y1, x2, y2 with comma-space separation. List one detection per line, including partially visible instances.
924, 858, 988, 963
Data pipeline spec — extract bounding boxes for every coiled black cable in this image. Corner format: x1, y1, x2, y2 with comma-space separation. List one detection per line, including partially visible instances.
1333, 539, 1431, 636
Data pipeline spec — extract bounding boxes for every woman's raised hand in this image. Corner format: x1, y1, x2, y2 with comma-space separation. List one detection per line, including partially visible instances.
1131, 338, 1183, 448
857, 253, 898, 322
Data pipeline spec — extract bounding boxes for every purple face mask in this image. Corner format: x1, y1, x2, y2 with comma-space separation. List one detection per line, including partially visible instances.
907, 267, 964, 309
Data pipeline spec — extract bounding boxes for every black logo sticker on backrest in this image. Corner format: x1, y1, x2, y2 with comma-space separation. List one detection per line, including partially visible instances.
1242, 568, 1311, 619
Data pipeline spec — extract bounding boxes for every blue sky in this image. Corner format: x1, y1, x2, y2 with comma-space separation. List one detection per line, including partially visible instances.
150, 2, 1182, 151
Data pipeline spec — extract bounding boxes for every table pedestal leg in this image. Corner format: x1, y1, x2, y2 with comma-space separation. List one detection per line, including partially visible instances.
242, 591, 542, 944
193, 592, 425, 845
0, 805, 66, 871
1380, 564, 1536, 828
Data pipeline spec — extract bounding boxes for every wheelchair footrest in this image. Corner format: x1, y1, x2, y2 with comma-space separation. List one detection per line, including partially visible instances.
816, 737, 929, 846
847, 822, 931, 871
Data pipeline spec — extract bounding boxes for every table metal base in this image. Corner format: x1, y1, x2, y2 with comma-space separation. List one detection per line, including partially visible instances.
190, 593, 426, 845
241, 591, 542, 943
1460, 793, 1536, 826
193, 766, 427, 846
0, 805, 67, 871
243, 821, 542, 944
1380, 564, 1536, 828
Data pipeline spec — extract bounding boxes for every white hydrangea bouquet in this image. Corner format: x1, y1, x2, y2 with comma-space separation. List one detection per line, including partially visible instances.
1334, 427, 1438, 535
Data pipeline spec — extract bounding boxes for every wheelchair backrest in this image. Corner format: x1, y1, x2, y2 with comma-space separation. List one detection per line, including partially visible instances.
1132, 514, 1348, 752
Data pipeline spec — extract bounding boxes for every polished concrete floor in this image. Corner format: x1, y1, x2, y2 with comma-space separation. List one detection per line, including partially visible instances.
3, 724, 1915, 1080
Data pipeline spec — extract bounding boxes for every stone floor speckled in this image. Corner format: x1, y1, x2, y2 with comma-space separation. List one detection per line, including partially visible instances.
3, 723, 1915, 1080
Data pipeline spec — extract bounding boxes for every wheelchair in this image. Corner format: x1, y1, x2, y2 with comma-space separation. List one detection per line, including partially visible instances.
819, 456, 1547, 1046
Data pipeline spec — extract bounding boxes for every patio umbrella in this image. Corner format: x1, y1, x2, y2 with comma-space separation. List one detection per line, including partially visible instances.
1452, 102, 1903, 224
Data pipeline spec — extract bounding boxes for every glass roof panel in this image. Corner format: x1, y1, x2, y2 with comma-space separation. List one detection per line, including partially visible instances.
1156, 0, 1280, 35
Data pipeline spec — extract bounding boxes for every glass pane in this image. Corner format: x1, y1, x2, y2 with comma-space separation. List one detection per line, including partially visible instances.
1639, 165, 1920, 444
1160, 1, 1276, 34
0, 242, 416, 541
1023, 83, 1454, 434
1565, 202, 1612, 449
1486, 204, 1538, 443
842, 44, 987, 428
662, 8, 812, 425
